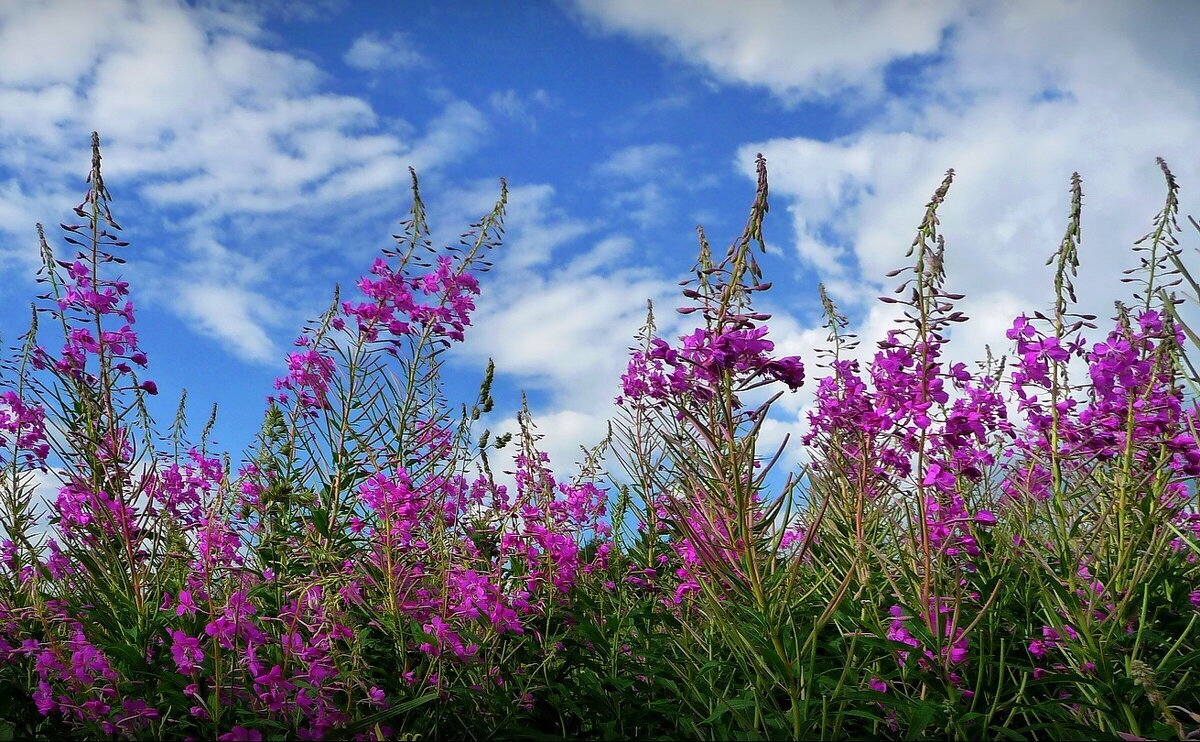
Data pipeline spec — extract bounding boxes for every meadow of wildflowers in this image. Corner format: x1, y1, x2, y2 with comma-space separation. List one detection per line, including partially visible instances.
0, 135, 1198, 741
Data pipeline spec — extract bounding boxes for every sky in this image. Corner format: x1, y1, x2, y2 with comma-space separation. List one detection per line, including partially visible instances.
0, 0, 1197, 483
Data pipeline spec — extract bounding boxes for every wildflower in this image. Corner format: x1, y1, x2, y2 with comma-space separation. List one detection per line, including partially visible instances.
367, 687, 386, 707
169, 630, 204, 674
176, 590, 199, 617
32, 681, 55, 715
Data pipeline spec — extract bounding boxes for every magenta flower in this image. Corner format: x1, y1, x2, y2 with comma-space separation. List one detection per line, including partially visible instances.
176, 590, 199, 616
921, 462, 956, 491
32, 680, 55, 715
169, 630, 204, 674
367, 687, 386, 707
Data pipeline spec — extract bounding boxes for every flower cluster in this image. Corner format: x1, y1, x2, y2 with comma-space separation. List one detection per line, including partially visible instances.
619, 324, 804, 408
3, 142, 1200, 741
32, 254, 155, 397
0, 391, 49, 468
342, 254, 480, 347
274, 338, 337, 410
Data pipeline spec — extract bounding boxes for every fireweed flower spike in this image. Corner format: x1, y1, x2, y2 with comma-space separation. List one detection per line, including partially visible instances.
1, 139, 1199, 741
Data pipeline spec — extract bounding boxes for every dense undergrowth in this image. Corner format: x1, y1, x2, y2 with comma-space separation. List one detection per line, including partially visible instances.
0, 134, 1198, 740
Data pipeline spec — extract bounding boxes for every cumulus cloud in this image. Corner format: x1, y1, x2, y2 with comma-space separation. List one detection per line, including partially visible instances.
436, 180, 594, 273
574, 0, 1200, 360
464, 250, 679, 483
593, 142, 721, 230
569, 0, 963, 103
439, 180, 673, 407
562, 0, 1200, 486
175, 283, 279, 364
736, 3, 1200, 364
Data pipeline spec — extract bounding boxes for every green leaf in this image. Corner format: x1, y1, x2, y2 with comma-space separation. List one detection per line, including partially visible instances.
906, 703, 936, 741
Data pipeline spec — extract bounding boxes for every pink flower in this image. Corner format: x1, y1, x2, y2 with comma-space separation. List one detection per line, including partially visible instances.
974, 510, 997, 526
922, 462, 956, 491
368, 687, 386, 707
169, 630, 204, 674
176, 590, 199, 616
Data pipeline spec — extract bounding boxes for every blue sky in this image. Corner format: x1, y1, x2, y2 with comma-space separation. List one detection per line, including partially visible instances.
0, 0, 1197, 477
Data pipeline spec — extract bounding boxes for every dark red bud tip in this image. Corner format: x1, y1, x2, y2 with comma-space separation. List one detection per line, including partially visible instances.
139, 380, 159, 395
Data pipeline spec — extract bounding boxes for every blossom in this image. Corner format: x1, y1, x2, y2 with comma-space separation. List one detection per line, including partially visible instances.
176, 590, 199, 617
170, 630, 204, 674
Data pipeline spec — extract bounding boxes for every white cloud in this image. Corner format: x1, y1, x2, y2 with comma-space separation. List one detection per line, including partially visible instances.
567, 0, 1200, 341
403, 101, 490, 174
569, 0, 963, 103
487, 408, 613, 488
437, 180, 594, 273
0, 0, 123, 88
566, 234, 633, 275
446, 184, 670, 407
343, 31, 426, 71
471, 266, 676, 407
0, 466, 64, 541
0, 180, 74, 276
0, 0, 490, 365
176, 283, 279, 364
596, 143, 681, 180
429, 178, 688, 478
564, 0, 1200, 487
594, 143, 719, 229
735, 3, 1200, 354
488, 88, 551, 131
607, 182, 671, 230
129, 234, 282, 363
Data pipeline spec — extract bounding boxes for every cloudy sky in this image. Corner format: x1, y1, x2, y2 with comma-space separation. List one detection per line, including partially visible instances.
0, 0, 1196, 475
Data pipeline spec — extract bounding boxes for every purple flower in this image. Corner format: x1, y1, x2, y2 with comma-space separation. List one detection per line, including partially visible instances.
32, 680, 55, 715
176, 590, 199, 616
368, 687, 386, 707
921, 462, 956, 491
169, 630, 204, 674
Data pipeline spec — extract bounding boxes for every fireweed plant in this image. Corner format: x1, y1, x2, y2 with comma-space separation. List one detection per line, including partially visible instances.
0, 137, 1198, 741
